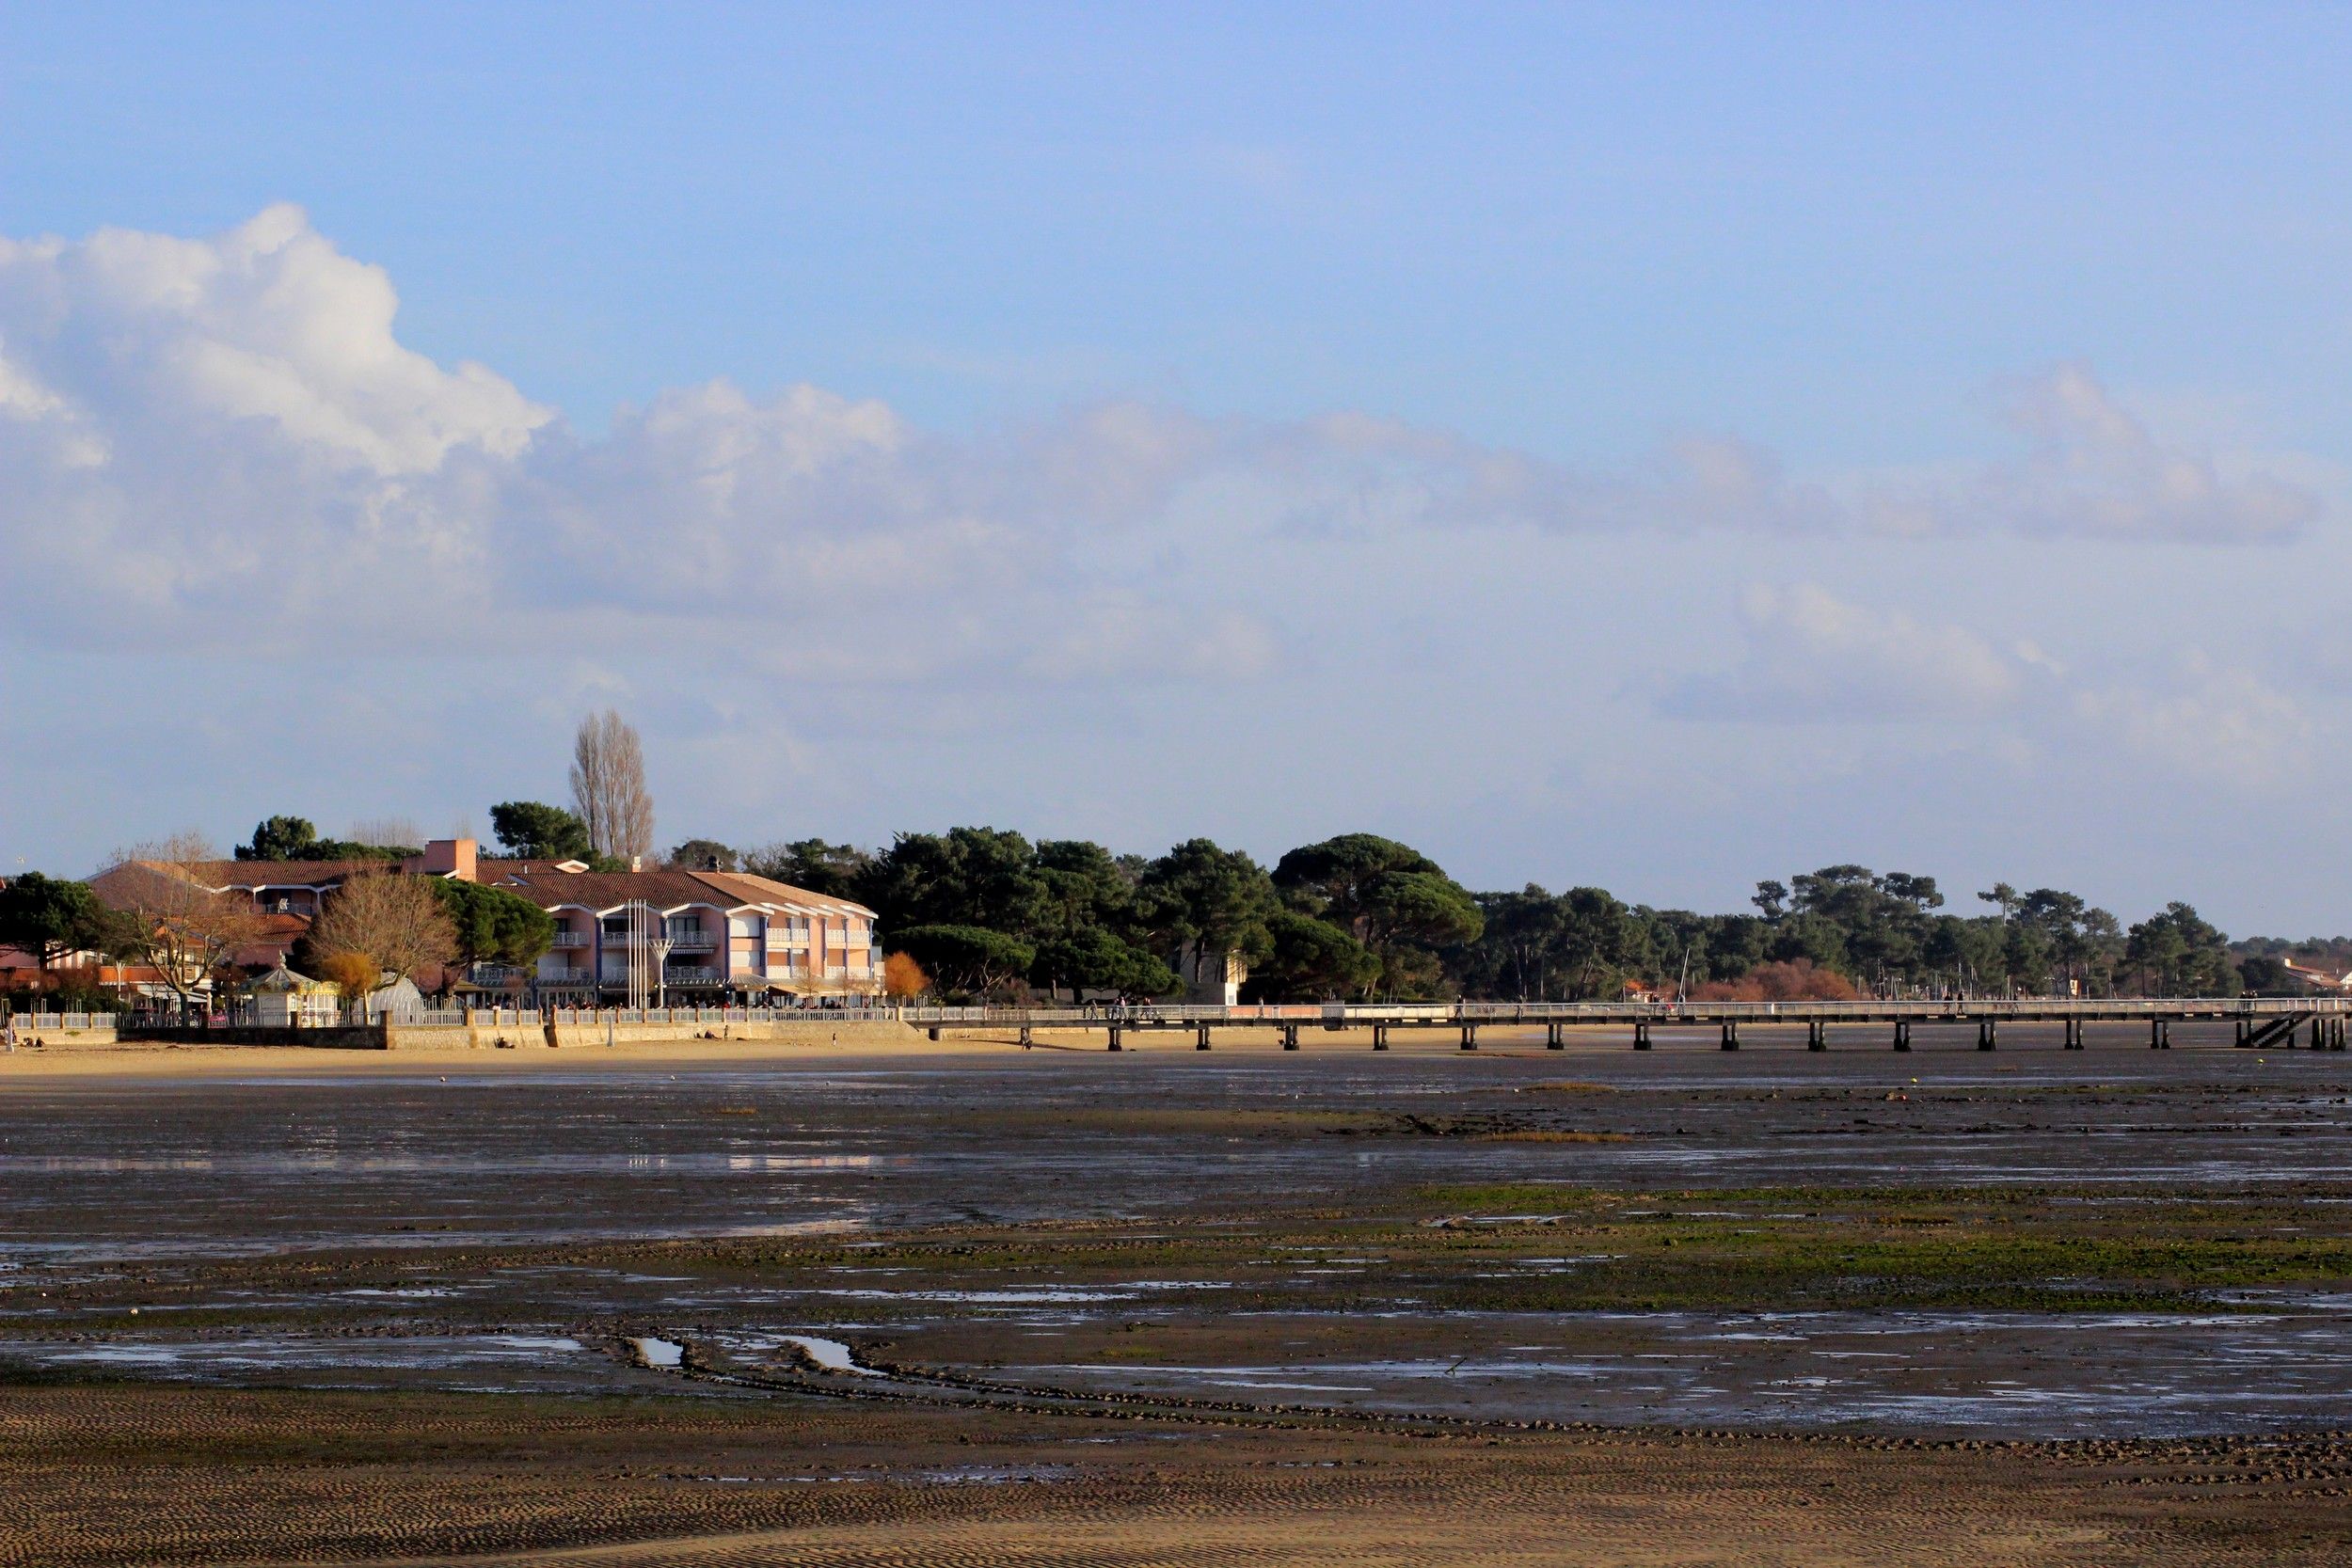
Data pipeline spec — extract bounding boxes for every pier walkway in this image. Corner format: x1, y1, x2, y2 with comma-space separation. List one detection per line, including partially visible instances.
894, 996, 2352, 1053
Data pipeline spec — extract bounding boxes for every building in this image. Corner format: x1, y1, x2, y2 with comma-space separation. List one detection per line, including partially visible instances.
249, 960, 341, 1026
1174, 940, 1247, 1006
85, 841, 883, 1006
482, 863, 882, 1003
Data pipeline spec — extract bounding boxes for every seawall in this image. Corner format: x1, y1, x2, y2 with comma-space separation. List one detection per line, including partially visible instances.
388, 1019, 920, 1051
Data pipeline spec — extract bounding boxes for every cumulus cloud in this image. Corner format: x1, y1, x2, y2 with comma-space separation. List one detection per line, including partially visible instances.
0, 209, 2326, 703
1858, 363, 2321, 543
6, 203, 548, 474
1660, 583, 2045, 722
1176, 362, 2319, 544
2073, 651, 2318, 786
0, 204, 551, 623
1662, 584, 2317, 799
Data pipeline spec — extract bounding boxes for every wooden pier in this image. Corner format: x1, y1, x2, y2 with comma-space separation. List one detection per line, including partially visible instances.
902, 997, 2352, 1052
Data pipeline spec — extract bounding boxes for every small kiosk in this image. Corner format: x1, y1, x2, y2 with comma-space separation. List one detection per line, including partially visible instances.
250, 961, 341, 1028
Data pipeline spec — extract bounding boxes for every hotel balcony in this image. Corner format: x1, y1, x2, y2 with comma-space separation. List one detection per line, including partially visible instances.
661, 929, 716, 951
549, 930, 590, 949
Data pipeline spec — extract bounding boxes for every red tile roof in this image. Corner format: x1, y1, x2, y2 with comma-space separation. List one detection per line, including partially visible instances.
486, 867, 871, 916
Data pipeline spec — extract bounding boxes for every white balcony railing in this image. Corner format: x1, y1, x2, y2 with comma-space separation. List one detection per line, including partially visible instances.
662, 928, 716, 951
549, 930, 589, 948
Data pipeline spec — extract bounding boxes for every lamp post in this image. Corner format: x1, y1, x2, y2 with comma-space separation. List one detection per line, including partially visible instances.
623, 900, 675, 1012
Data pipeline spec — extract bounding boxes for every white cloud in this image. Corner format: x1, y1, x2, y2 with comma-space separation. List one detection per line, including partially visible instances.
2073, 651, 2318, 787
0, 210, 2326, 708
1661, 583, 2040, 722
0, 204, 551, 624
8, 203, 549, 475
1858, 363, 2320, 543
1661, 583, 2319, 800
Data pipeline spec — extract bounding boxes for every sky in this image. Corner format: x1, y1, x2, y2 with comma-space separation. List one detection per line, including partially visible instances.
2, 3, 2349, 934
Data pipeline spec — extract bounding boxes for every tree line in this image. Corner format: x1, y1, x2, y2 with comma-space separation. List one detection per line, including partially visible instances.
0, 802, 2314, 1007
642, 833, 2255, 1004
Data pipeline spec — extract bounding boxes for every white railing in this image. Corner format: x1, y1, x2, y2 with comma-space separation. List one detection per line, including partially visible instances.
8, 1012, 117, 1031
549, 931, 590, 948
874, 997, 2352, 1025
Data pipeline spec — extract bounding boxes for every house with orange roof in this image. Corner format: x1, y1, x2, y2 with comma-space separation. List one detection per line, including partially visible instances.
83, 840, 883, 1005
482, 862, 882, 1002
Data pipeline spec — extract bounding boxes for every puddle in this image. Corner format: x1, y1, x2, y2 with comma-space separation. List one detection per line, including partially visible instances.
1011, 1305, 2352, 1438
772, 1335, 881, 1375
629, 1336, 685, 1369
910, 1464, 1077, 1484
0, 1333, 598, 1390
818, 1287, 1127, 1305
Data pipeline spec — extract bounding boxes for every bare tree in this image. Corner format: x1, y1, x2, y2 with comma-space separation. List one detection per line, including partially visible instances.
346, 816, 424, 850
304, 868, 458, 987
103, 829, 221, 869
569, 709, 655, 862
98, 834, 260, 1018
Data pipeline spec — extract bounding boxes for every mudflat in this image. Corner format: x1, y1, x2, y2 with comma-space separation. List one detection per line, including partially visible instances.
8, 1383, 2349, 1567
5, 1027, 2351, 1563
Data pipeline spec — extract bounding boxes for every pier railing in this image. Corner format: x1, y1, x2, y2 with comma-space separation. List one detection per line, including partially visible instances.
876, 997, 2351, 1026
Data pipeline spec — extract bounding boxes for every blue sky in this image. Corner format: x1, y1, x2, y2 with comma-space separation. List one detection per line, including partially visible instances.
3, 4, 2349, 933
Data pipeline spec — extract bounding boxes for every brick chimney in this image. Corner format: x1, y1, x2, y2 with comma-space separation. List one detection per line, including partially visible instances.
413, 838, 479, 881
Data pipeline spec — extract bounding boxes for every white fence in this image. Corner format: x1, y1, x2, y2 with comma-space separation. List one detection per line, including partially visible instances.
6, 1012, 117, 1031
376, 1006, 908, 1029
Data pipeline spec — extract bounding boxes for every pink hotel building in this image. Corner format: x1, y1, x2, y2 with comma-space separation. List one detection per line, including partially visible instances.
95, 839, 883, 1004
484, 861, 882, 1001
456, 838, 882, 1001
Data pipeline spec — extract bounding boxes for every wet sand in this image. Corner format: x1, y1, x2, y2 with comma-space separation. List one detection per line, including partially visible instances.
6, 1027, 2352, 1561
7, 1383, 2351, 1567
